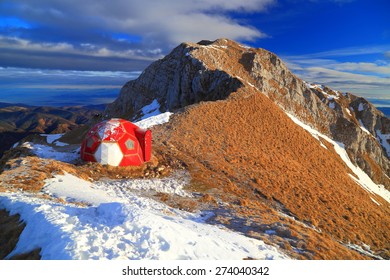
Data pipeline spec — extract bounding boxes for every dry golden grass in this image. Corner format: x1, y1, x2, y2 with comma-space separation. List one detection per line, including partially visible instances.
152, 88, 390, 259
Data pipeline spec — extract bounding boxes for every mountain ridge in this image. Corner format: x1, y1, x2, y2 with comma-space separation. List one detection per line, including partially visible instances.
105, 38, 389, 187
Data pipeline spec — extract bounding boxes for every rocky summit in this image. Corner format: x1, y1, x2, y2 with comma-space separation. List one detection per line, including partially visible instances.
106, 38, 389, 187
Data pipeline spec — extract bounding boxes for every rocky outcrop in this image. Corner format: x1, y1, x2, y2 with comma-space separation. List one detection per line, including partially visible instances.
242, 50, 390, 185
105, 39, 389, 186
105, 40, 243, 120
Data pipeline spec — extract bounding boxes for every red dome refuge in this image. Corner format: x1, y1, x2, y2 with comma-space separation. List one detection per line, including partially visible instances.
80, 118, 151, 166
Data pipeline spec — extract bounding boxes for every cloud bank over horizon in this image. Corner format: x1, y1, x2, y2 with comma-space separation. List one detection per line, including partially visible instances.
0, 67, 140, 106
0, 0, 274, 71
284, 45, 390, 100
0, 0, 389, 103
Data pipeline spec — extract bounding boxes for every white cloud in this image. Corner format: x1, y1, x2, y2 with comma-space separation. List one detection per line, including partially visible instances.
0, 67, 140, 83
0, 0, 275, 70
0, 36, 73, 52
286, 45, 390, 59
301, 66, 390, 86
152, 13, 265, 44
284, 50, 390, 99
5, 0, 274, 45
0, 67, 139, 105
0, 36, 156, 61
330, 62, 390, 76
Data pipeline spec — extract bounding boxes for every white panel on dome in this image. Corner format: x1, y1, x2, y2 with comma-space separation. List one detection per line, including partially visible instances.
94, 142, 123, 166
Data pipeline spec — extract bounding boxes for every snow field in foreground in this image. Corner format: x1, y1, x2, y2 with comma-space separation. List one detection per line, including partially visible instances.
0, 172, 289, 260
0, 112, 290, 260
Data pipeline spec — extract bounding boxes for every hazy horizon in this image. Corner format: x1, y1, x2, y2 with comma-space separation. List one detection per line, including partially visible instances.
0, 66, 389, 111
1, 0, 389, 106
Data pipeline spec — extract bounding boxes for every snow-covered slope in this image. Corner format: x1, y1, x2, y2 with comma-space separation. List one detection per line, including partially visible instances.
0, 172, 288, 260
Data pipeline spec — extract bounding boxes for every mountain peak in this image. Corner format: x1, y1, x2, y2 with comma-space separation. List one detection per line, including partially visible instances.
105, 38, 389, 186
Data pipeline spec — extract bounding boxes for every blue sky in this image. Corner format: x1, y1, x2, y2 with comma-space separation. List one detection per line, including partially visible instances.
0, 0, 389, 106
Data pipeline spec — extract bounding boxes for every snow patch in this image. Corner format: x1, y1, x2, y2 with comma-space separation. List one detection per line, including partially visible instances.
96, 171, 191, 198
305, 82, 339, 99
358, 120, 371, 135
41, 134, 63, 144
376, 130, 390, 157
141, 99, 161, 119
370, 197, 380, 206
304, 82, 317, 89
239, 44, 251, 49
43, 173, 116, 205
328, 102, 335, 109
345, 243, 383, 260
246, 81, 262, 92
135, 112, 173, 129
305, 82, 323, 90
200, 45, 222, 52
20, 142, 79, 163
54, 141, 68, 147
358, 103, 364, 111
319, 142, 328, 149
41, 133, 68, 146
97, 119, 122, 141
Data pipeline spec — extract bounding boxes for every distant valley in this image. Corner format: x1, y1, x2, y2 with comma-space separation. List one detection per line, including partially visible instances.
0, 102, 104, 156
